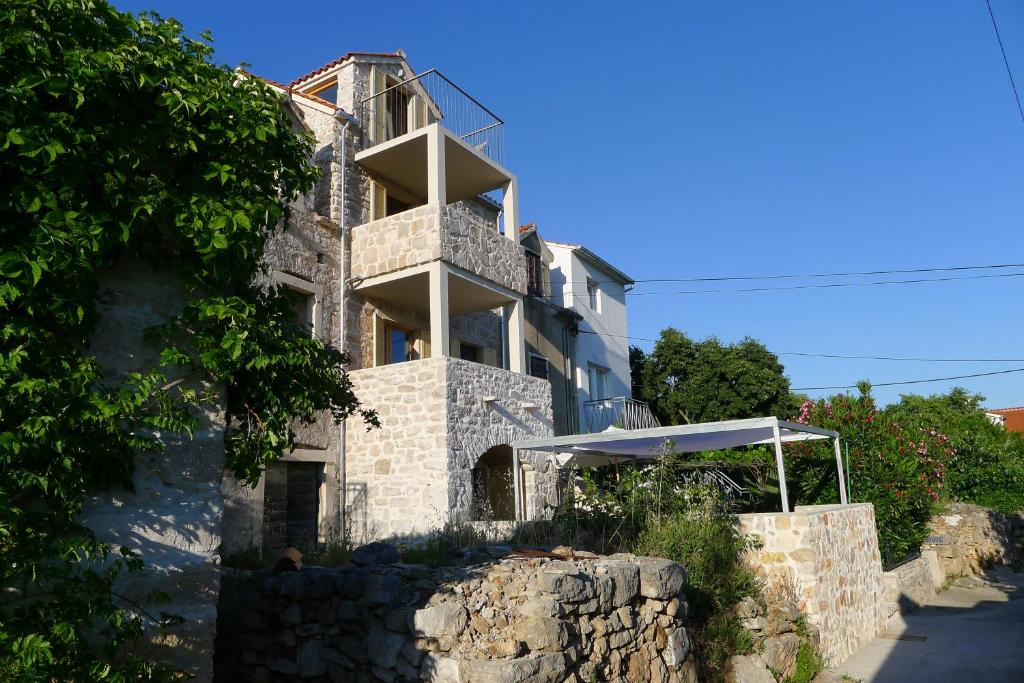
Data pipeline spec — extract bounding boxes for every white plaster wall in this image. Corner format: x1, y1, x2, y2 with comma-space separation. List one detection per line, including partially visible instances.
548, 244, 631, 431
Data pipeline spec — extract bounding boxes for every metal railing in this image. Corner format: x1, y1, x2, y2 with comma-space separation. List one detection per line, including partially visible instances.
359, 68, 504, 167
584, 397, 661, 433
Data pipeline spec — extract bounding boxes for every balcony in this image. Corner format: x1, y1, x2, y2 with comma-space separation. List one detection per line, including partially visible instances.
355, 70, 518, 240
583, 397, 661, 433
349, 203, 527, 294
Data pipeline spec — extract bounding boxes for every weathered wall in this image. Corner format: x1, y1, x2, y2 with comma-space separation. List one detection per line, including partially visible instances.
345, 358, 556, 541
214, 549, 696, 683
81, 260, 225, 679
880, 550, 944, 617
444, 359, 555, 522
524, 295, 579, 436
349, 204, 527, 295
922, 501, 1024, 577
737, 503, 887, 666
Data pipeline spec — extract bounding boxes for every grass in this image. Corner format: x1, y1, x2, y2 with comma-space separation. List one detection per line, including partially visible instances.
786, 642, 824, 683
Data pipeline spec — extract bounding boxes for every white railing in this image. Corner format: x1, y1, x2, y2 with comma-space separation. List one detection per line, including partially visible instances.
583, 397, 660, 433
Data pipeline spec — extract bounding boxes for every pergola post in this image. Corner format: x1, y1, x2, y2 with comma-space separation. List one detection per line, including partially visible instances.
833, 436, 849, 504
772, 421, 790, 513
512, 446, 522, 521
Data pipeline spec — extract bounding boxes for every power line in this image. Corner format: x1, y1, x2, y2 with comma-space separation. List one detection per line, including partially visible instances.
985, 0, 1024, 123
792, 367, 1024, 391
540, 261, 1024, 287
626, 270, 1024, 296
576, 331, 1024, 363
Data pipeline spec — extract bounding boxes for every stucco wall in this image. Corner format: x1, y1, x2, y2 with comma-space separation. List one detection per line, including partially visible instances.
547, 244, 631, 432
349, 204, 526, 295
738, 503, 888, 666
81, 261, 225, 679
345, 358, 555, 541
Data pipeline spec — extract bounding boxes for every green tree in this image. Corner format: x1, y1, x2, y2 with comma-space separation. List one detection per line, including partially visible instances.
638, 328, 795, 425
884, 389, 1024, 512
0, 1, 375, 678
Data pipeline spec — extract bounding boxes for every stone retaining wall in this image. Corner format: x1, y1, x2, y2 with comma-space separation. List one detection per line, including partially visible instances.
214, 548, 697, 682
922, 502, 1024, 577
880, 551, 944, 618
737, 503, 887, 666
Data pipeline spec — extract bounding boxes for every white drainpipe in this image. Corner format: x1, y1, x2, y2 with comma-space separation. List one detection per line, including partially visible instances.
334, 109, 357, 540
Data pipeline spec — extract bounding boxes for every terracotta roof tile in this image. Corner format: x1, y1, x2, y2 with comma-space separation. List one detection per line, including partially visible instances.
989, 407, 1024, 433
289, 51, 403, 87
239, 70, 336, 108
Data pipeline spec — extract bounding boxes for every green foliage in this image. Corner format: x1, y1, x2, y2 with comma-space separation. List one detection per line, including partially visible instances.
789, 383, 950, 562
787, 642, 824, 683
0, 1, 374, 677
884, 388, 1024, 513
636, 328, 797, 425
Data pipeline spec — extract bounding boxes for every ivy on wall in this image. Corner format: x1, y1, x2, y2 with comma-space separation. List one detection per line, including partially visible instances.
0, 1, 375, 677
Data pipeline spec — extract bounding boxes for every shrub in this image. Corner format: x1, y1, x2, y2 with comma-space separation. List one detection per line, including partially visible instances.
790, 383, 951, 562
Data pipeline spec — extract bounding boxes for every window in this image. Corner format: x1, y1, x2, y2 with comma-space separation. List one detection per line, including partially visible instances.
384, 323, 417, 364
309, 81, 338, 105
526, 251, 544, 295
275, 272, 320, 337
529, 354, 549, 380
459, 342, 480, 363
588, 364, 609, 400
587, 278, 600, 311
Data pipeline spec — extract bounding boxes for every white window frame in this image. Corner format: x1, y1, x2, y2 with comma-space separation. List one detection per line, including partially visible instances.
588, 363, 610, 401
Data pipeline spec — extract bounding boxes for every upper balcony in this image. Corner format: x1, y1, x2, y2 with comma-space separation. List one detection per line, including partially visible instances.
355, 70, 519, 241
583, 397, 661, 434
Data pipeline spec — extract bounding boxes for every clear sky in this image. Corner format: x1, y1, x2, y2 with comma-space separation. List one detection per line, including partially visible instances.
115, 0, 1024, 409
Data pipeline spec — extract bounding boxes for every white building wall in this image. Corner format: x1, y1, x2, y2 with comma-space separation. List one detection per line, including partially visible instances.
548, 244, 631, 432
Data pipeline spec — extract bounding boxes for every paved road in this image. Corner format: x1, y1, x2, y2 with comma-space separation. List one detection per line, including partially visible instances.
836, 566, 1024, 682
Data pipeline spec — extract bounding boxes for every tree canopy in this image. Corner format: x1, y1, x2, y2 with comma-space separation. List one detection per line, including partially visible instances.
633, 328, 796, 425
1, 1, 373, 677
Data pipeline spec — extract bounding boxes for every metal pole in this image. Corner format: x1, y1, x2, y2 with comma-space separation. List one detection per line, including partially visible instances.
772, 422, 790, 512
833, 436, 848, 505
845, 441, 852, 502
512, 447, 522, 521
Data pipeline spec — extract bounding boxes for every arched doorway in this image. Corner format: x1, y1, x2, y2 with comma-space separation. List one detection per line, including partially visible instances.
471, 445, 514, 521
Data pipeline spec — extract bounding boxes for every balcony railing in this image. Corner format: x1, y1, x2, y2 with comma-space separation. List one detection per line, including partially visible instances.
359, 69, 504, 167
584, 397, 661, 433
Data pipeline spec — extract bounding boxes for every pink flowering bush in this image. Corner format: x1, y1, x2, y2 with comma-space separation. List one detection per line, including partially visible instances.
791, 382, 952, 562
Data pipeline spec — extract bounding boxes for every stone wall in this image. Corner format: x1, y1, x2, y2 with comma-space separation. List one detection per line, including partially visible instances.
922, 501, 1024, 577
349, 204, 527, 295
80, 260, 226, 679
345, 358, 556, 541
214, 547, 697, 683
737, 504, 887, 666
880, 550, 944, 617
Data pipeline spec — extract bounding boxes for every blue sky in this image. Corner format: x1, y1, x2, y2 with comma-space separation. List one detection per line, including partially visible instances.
116, 0, 1024, 409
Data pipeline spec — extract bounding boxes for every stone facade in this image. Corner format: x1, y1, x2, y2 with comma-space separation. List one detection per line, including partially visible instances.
922, 501, 1024, 577
345, 358, 555, 541
80, 261, 226, 680
349, 203, 527, 295
214, 547, 697, 683
737, 504, 888, 666
880, 550, 944, 617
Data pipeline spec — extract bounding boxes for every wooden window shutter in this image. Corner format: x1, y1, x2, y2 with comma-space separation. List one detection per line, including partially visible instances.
411, 95, 427, 131
483, 347, 498, 367
370, 66, 387, 144
449, 336, 461, 358
419, 330, 431, 359
370, 180, 387, 221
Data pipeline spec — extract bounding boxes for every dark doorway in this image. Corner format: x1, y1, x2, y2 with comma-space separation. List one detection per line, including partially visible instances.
263, 461, 321, 552
471, 445, 514, 521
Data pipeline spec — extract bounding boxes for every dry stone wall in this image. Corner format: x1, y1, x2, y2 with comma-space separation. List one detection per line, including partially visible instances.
737, 503, 887, 666
214, 547, 697, 683
922, 501, 1024, 577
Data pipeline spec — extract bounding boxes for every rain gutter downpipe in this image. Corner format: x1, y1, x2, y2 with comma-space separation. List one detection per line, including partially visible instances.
334, 108, 358, 541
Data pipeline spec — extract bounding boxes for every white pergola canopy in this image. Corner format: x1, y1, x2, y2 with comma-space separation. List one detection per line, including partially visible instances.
511, 417, 848, 518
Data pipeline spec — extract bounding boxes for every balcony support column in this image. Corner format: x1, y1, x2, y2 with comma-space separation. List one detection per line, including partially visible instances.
502, 177, 519, 241
429, 262, 449, 358
427, 125, 447, 207
505, 296, 525, 373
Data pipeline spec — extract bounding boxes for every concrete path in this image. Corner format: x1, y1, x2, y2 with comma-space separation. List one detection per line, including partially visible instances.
836, 566, 1024, 682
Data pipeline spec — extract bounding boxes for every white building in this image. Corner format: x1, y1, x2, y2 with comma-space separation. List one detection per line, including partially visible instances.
547, 242, 641, 433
